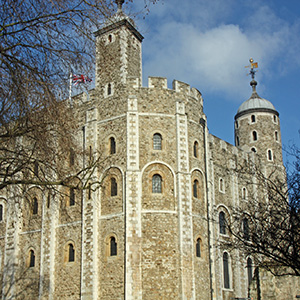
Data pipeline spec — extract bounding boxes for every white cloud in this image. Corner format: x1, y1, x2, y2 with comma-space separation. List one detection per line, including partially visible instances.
139, 1, 300, 102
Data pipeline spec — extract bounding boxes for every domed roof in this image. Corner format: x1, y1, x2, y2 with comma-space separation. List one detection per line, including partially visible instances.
235, 80, 278, 119
237, 92, 276, 114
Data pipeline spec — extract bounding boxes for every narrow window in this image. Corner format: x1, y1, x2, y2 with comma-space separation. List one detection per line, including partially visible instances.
34, 160, 39, 177
268, 149, 273, 161
47, 193, 51, 209
236, 136, 240, 146
111, 177, 118, 196
108, 34, 112, 43
247, 257, 253, 286
251, 115, 255, 123
235, 121, 239, 128
193, 180, 199, 198
69, 188, 75, 206
252, 131, 257, 141
110, 137, 116, 154
243, 218, 250, 240
152, 174, 162, 193
29, 250, 35, 267
219, 178, 224, 192
275, 131, 278, 141
196, 238, 201, 258
0, 204, 3, 221
69, 148, 75, 166
153, 133, 162, 150
223, 252, 230, 289
242, 187, 247, 200
32, 197, 38, 215
68, 244, 75, 262
110, 237, 117, 256
89, 145, 93, 162
273, 115, 277, 123
107, 83, 112, 95
219, 211, 226, 235
193, 141, 199, 158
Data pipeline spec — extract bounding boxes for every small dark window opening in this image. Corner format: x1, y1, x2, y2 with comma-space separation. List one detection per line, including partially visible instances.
219, 211, 226, 235
251, 147, 257, 153
69, 188, 75, 206
268, 149, 273, 161
108, 34, 112, 42
89, 146, 93, 162
242, 187, 247, 200
236, 136, 240, 146
0, 204, 3, 221
69, 148, 75, 166
34, 160, 39, 177
275, 131, 278, 141
223, 252, 230, 289
152, 174, 162, 193
273, 115, 277, 122
247, 257, 253, 286
32, 197, 38, 215
251, 115, 256, 123
107, 83, 112, 95
47, 194, 51, 209
111, 177, 118, 196
193, 141, 199, 158
243, 218, 250, 240
29, 250, 35, 267
68, 244, 75, 262
196, 238, 201, 258
110, 137, 116, 154
219, 178, 224, 192
110, 237, 117, 256
193, 180, 199, 198
153, 133, 162, 150
252, 131, 257, 141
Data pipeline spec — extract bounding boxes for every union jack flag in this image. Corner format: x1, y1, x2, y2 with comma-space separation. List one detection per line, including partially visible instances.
72, 74, 92, 86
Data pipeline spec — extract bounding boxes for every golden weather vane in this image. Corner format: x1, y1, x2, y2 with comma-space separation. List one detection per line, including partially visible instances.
245, 58, 258, 80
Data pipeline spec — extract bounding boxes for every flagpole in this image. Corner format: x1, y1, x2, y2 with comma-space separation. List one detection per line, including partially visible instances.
69, 72, 73, 107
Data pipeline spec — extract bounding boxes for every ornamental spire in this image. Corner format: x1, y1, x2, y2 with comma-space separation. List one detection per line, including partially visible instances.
245, 58, 258, 92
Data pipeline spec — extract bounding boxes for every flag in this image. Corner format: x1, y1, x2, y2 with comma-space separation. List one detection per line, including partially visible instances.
72, 74, 92, 86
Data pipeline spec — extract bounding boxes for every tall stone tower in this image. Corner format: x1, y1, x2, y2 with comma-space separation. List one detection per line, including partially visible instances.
234, 60, 282, 165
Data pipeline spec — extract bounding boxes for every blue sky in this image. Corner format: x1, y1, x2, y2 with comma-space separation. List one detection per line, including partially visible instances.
129, 0, 300, 158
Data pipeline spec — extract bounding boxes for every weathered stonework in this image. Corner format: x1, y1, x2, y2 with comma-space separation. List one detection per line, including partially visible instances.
0, 9, 297, 300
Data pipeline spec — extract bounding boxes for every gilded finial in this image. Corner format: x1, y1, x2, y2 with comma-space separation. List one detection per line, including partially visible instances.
245, 58, 258, 91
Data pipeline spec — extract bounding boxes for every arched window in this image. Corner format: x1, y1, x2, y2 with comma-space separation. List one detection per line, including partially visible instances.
29, 250, 35, 267
108, 34, 112, 43
193, 141, 199, 158
111, 177, 118, 196
107, 83, 112, 96
251, 115, 256, 123
273, 115, 277, 123
252, 131, 257, 141
152, 174, 162, 193
243, 217, 250, 240
110, 237, 117, 256
110, 137, 116, 154
275, 131, 278, 141
69, 188, 75, 206
247, 257, 253, 286
153, 133, 162, 150
196, 238, 201, 258
219, 211, 226, 235
32, 197, 38, 215
223, 252, 230, 289
0, 204, 3, 222
268, 149, 273, 161
193, 180, 199, 198
68, 243, 75, 262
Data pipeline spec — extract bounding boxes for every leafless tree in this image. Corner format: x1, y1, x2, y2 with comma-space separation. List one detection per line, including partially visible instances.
0, 0, 159, 192
223, 147, 300, 277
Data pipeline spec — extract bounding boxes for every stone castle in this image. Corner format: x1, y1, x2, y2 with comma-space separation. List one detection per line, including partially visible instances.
0, 2, 296, 300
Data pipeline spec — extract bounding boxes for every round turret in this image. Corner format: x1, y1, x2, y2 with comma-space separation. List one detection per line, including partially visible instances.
234, 61, 282, 164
